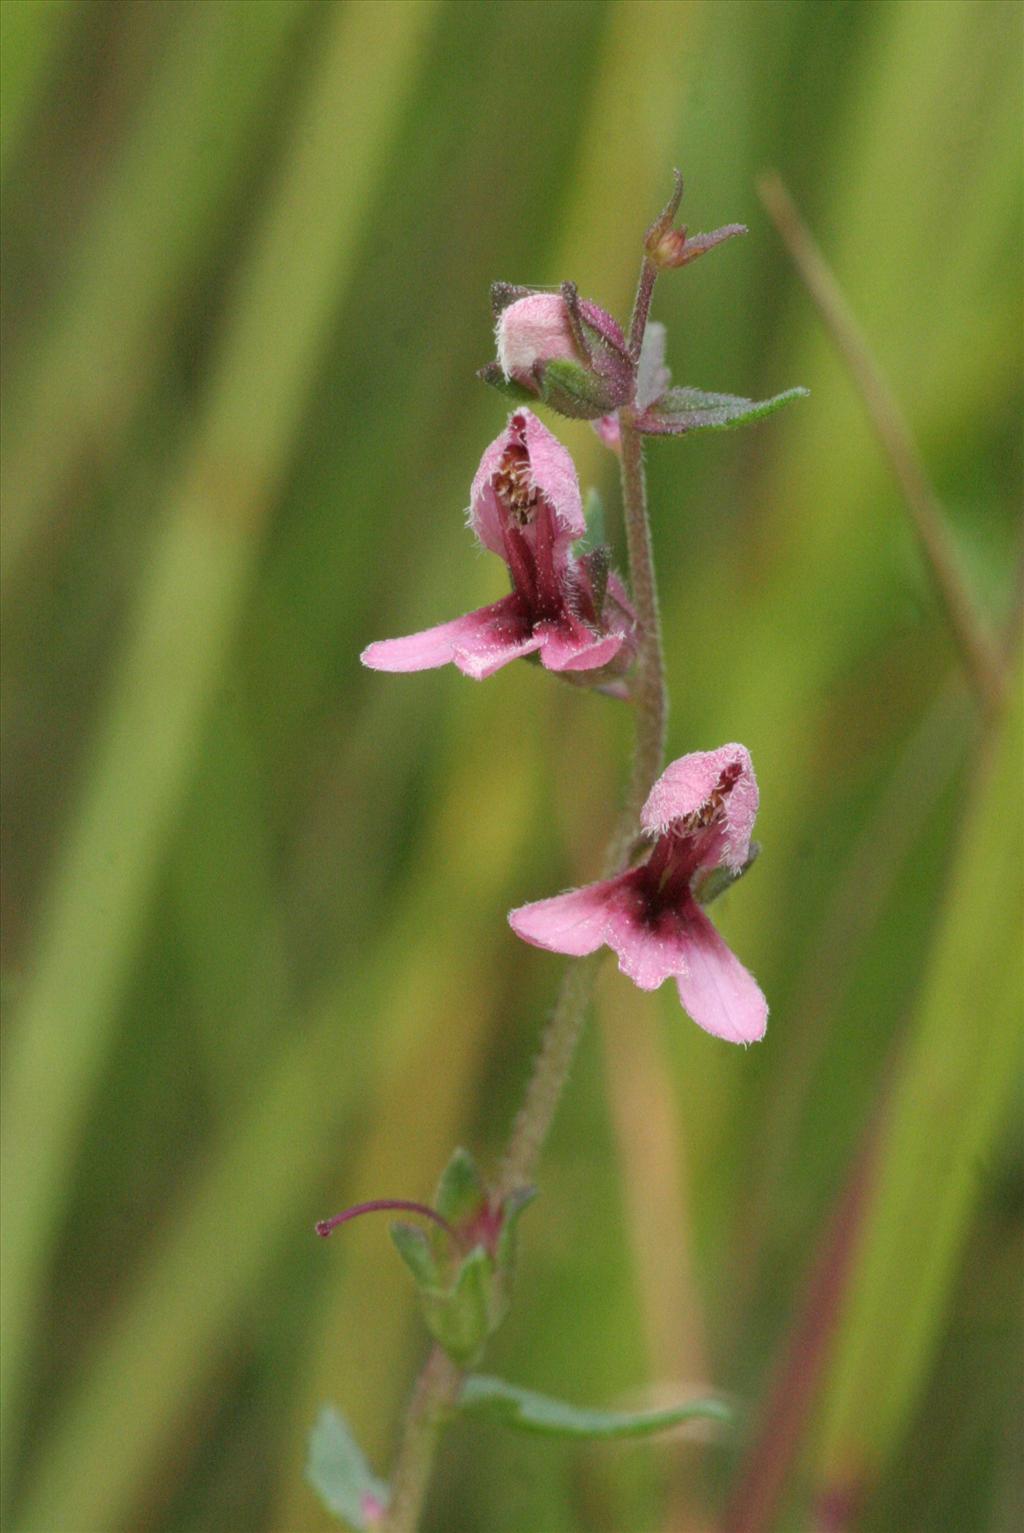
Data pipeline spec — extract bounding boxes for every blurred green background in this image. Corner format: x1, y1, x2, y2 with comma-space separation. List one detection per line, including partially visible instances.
2, 2, 1021, 1530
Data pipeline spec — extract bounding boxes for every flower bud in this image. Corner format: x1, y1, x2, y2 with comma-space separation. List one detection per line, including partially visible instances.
643, 169, 747, 270
483, 282, 634, 421
387, 1149, 537, 1366
496, 293, 581, 381
647, 221, 747, 270
647, 225, 688, 268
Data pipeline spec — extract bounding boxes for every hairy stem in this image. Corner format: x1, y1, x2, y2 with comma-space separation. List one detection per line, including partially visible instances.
497, 951, 604, 1195
616, 413, 669, 835
381, 1345, 463, 1533
382, 286, 669, 1533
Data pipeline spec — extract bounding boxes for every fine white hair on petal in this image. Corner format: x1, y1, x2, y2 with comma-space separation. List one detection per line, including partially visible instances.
495, 292, 578, 378
641, 744, 758, 867
468, 409, 585, 552
517, 409, 585, 537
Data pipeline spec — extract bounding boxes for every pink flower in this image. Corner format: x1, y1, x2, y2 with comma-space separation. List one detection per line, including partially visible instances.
509, 745, 767, 1044
361, 410, 635, 684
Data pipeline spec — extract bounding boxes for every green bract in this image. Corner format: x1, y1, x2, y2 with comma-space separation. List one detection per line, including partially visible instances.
389, 1149, 535, 1366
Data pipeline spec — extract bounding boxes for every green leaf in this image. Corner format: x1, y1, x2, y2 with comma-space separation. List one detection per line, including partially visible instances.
639, 385, 808, 435
458, 1375, 733, 1439
306, 1406, 389, 1529
433, 1146, 485, 1225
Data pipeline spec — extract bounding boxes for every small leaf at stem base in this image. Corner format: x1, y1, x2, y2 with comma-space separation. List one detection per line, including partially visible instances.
307, 1406, 390, 1529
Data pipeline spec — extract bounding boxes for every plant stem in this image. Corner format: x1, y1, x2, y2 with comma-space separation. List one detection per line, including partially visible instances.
381, 1345, 463, 1533
497, 951, 604, 1195
757, 170, 1008, 721
615, 413, 669, 837
383, 286, 669, 1533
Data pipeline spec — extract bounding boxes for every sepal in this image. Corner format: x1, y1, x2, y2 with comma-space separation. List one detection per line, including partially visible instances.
389, 1221, 439, 1287
650, 223, 747, 270
490, 280, 541, 317
417, 1244, 494, 1365
494, 1184, 537, 1278
578, 546, 611, 621
579, 486, 606, 552
644, 169, 747, 271
695, 842, 760, 906
434, 1146, 486, 1226
538, 359, 623, 420
477, 361, 538, 404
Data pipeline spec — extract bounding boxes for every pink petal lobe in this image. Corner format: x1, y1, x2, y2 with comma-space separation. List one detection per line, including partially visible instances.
604, 892, 690, 991
451, 628, 543, 679
509, 879, 621, 957
469, 476, 507, 561
674, 901, 767, 1044
536, 619, 627, 674
362, 595, 534, 678
641, 744, 758, 868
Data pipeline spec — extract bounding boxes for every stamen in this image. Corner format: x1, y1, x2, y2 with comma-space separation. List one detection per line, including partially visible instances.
493, 441, 538, 526
315, 1199, 457, 1240
679, 761, 743, 833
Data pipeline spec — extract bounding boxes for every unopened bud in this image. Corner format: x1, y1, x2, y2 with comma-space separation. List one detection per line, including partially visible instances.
496, 293, 581, 382
485, 282, 634, 421
648, 225, 688, 267
648, 222, 747, 270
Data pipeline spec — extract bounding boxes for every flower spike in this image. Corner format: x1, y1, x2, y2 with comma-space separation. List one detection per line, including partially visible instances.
509, 746, 768, 1044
